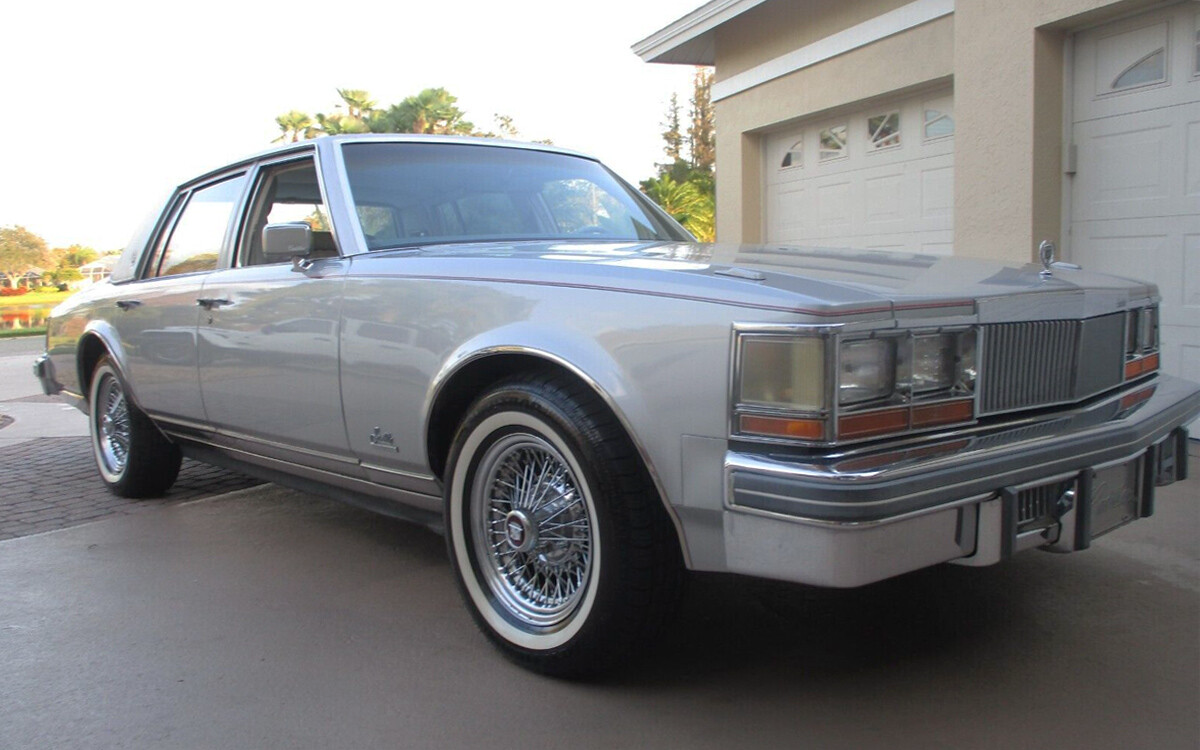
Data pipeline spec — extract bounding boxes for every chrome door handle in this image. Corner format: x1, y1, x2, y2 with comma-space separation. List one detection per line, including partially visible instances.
196, 298, 233, 310
115, 299, 142, 310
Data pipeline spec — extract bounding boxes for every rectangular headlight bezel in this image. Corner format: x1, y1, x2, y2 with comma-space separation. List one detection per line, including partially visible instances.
731, 326, 836, 444
731, 324, 979, 446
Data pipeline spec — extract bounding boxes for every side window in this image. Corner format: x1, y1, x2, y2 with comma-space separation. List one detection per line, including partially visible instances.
154, 175, 246, 278
240, 159, 335, 266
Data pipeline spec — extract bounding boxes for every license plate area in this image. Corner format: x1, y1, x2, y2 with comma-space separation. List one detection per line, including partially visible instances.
1005, 453, 1149, 556
1087, 457, 1143, 540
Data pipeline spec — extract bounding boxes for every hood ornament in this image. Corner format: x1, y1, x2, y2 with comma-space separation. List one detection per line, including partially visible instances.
1039, 240, 1056, 279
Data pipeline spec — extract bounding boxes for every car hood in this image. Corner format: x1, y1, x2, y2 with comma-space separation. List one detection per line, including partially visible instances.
367, 241, 1157, 321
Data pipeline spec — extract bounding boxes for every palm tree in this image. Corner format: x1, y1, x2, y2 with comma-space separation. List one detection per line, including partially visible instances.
336, 89, 376, 120
639, 175, 714, 241
314, 111, 369, 136
273, 110, 315, 142
385, 88, 473, 135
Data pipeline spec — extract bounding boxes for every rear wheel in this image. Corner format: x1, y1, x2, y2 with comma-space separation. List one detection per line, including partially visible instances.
88, 356, 181, 498
445, 373, 682, 677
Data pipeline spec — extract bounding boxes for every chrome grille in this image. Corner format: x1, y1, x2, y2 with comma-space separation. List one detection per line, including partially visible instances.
979, 314, 1124, 415
1017, 480, 1073, 531
980, 320, 1078, 413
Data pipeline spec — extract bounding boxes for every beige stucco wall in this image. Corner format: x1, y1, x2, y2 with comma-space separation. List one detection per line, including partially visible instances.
951, 0, 1159, 261
708, 0, 1163, 262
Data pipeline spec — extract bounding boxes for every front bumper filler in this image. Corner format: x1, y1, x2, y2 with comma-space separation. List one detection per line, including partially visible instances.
33, 353, 60, 396
720, 375, 1199, 588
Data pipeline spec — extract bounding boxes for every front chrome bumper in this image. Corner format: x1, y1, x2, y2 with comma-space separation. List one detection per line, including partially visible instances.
718, 374, 1199, 588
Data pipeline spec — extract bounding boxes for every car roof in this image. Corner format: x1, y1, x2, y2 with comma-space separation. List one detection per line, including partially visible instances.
178, 134, 598, 191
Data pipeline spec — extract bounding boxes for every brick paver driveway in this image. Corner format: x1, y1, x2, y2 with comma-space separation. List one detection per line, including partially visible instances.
0, 336, 262, 540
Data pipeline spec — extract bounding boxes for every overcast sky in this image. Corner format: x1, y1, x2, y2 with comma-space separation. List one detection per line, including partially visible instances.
1, 0, 703, 250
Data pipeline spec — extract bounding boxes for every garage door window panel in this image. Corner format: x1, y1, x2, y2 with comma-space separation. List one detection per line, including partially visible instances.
924, 108, 954, 140
781, 140, 803, 169
868, 112, 901, 151
1112, 48, 1167, 90
819, 125, 848, 162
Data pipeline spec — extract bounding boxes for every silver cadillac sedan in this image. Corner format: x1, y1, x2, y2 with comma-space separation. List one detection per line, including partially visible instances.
35, 135, 1199, 676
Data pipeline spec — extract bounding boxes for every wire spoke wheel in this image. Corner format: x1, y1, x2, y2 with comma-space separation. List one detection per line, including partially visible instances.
445, 375, 682, 676
95, 374, 131, 476
87, 356, 182, 498
471, 434, 594, 629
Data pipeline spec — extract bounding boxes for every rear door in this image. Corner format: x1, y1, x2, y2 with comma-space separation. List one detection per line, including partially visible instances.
115, 173, 248, 431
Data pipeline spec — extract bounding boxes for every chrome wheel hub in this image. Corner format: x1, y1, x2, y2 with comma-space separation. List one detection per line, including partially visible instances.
504, 509, 536, 553
471, 433, 594, 629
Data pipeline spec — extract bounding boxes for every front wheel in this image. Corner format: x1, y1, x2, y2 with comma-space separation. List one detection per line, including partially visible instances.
88, 356, 181, 498
444, 374, 682, 677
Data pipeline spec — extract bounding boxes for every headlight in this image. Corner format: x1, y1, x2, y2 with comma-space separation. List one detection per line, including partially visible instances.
838, 338, 895, 405
738, 337, 825, 411
909, 334, 955, 392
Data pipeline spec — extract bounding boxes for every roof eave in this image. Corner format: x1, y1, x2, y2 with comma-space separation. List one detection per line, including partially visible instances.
631, 0, 768, 64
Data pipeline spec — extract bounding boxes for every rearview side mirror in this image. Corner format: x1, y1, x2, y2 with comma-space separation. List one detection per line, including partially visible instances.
262, 222, 313, 260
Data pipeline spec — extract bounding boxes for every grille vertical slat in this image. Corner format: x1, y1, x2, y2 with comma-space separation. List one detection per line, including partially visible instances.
981, 320, 1078, 413
979, 314, 1123, 415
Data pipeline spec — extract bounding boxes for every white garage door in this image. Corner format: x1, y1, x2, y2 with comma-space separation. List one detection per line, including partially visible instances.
764, 90, 955, 254
1069, 2, 1200, 432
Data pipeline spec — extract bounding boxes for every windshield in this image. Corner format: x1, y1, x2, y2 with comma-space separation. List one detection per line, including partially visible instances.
340, 141, 691, 250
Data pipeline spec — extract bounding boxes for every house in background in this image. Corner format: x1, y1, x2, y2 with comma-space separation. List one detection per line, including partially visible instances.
79, 255, 118, 287
634, 0, 1198, 407
20, 269, 44, 288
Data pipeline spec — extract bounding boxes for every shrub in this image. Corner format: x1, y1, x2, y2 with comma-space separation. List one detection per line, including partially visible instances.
0, 286, 30, 297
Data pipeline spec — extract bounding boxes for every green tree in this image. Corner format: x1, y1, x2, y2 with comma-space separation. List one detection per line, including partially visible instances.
639, 174, 714, 241
273, 88, 548, 142
642, 68, 716, 241
49, 266, 83, 284
336, 88, 376, 120
0, 226, 48, 288
382, 88, 474, 135
314, 111, 369, 135
53, 244, 97, 268
662, 93, 684, 163
687, 67, 715, 173
274, 110, 316, 143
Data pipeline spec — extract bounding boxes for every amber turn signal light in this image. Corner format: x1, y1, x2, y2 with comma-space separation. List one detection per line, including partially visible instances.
911, 399, 975, 428
1125, 353, 1159, 380
738, 414, 826, 440
837, 408, 910, 439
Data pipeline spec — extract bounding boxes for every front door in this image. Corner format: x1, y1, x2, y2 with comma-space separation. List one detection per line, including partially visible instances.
197, 155, 354, 472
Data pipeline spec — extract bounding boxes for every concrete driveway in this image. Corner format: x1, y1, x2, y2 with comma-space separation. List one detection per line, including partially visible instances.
1, 447, 1196, 749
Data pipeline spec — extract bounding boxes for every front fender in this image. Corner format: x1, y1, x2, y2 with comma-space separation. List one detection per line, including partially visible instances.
424, 323, 691, 561
425, 323, 653, 463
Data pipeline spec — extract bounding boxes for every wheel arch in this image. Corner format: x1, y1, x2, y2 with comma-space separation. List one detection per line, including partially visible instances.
424, 345, 691, 567
76, 322, 132, 407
